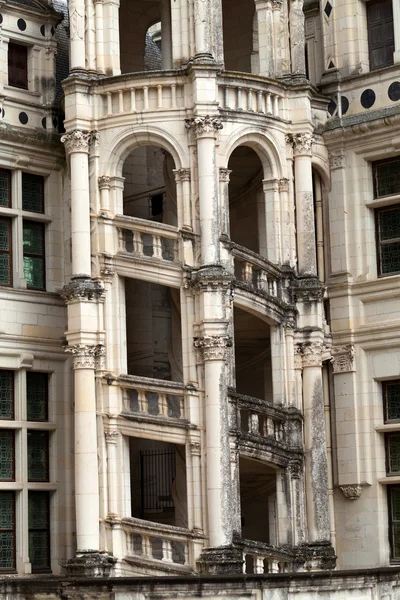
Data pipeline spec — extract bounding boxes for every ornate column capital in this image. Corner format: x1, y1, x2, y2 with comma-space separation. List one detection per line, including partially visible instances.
190, 441, 201, 455
287, 460, 302, 479
61, 129, 92, 154
279, 178, 290, 192
340, 485, 362, 500
331, 345, 355, 374
329, 153, 346, 170
173, 168, 191, 182
296, 342, 323, 368
104, 429, 120, 444
271, 0, 283, 7
98, 176, 111, 190
185, 115, 223, 138
194, 335, 233, 361
65, 343, 105, 370
219, 168, 232, 183
287, 133, 315, 156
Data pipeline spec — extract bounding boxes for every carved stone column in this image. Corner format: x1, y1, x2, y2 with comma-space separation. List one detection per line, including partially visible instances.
93, 0, 105, 73
289, 0, 306, 78
185, 116, 223, 266
254, 0, 274, 77
104, 429, 120, 517
173, 168, 192, 230
69, 0, 86, 70
193, 0, 213, 61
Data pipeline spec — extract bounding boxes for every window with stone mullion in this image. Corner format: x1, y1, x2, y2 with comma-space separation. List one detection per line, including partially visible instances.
0, 492, 16, 571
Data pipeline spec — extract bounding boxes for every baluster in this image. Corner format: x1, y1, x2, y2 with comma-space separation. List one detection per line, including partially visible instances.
158, 393, 168, 417
162, 539, 173, 562
272, 280, 277, 296
130, 88, 136, 112
254, 556, 264, 574
173, 239, 179, 261
142, 535, 152, 558
257, 90, 264, 113
242, 553, 247, 574
138, 390, 147, 413
257, 269, 268, 292
143, 86, 149, 110
118, 89, 124, 113
267, 417, 274, 437
237, 87, 243, 110
117, 228, 125, 251
266, 93, 272, 114
106, 92, 112, 115
224, 85, 230, 108
271, 560, 280, 573
153, 235, 163, 259
184, 543, 189, 565
133, 230, 144, 254
171, 84, 177, 108
279, 561, 286, 573
179, 396, 185, 419
273, 95, 279, 117
250, 412, 259, 435
157, 84, 163, 109
248, 88, 254, 111
242, 262, 253, 283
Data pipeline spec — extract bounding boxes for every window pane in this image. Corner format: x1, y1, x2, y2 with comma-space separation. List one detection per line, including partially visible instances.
0, 170, 10, 208
393, 523, 400, 558
23, 256, 44, 289
8, 43, 28, 90
23, 221, 45, 290
27, 373, 48, 421
0, 431, 14, 481
379, 208, 400, 241
23, 222, 44, 255
381, 241, 400, 275
389, 435, 400, 473
22, 174, 44, 213
0, 492, 14, 571
27, 431, 49, 481
386, 382, 400, 421
28, 492, 50, 571
0, 371, 13, 419
0, 220, 10, 251
374, 159, 400, 198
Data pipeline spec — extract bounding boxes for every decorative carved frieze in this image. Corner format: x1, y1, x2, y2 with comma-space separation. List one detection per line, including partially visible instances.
104, 430, 120, 444
340, 485, 362, 500
65, 344, 105, 370
60, 276, 105, 302
98, 176, 111, 190
185, 115, 223, 137
331, 345, 355, 373
219, 168, 232, 183
329, 153, 345, 170
61, 130, 91, 154
194, 335, 233, 361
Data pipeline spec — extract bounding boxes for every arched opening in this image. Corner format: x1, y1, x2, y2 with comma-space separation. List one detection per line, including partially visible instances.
122, 145, 177, 227
228, 145, 265, 256
221, 0, 255, 73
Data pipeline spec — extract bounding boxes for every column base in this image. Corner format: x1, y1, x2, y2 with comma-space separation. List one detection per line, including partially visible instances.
295, 541, 337, 571
192, 52, 215, 63
63, 551, 117, 577
197, 545, 243, 574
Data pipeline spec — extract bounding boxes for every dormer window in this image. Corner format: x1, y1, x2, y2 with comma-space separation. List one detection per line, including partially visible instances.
8, 43, 28, 89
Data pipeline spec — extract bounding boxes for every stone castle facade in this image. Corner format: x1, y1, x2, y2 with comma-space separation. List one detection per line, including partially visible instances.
1, 0, 400, 598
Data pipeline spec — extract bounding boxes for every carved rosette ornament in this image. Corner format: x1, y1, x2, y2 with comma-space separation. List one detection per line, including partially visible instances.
104, 430, 120, 444
61, 130, 92, 154
331, 345, 355, 374
65, 344, 105, 370
194, 335, 233, 361
185, 115, 223, 138
340, 485, 362, 500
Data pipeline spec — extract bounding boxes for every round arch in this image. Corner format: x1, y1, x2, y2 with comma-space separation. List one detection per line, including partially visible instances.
222, 128, 285, 180
312, 154, 331, 190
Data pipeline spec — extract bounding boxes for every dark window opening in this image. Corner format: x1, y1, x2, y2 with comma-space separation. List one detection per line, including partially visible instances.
151, 193, 164, 217
0, 170, 11, 209
367, 0, 394, 71
8, 43, 28, 89
0, 218, 12, 287
384, 381, 400, 423
0, 491, 16, 571
376, 206, 400, 276
27, 430, 49, 482
27, 372, 48, 422
140, 448, 176, 518
22, 174, 44, 214
28, 491, 50, 572
388, 486, 400, 561
0, 371, 14, 420
386, 433, 400, 475
373, 157, 400, 198
0, 431, 15, 481
23, 220, 45, 290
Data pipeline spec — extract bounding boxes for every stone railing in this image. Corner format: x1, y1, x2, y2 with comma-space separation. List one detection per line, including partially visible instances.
118, 374, 186, 420
228, 389, 286, 444
115, 215, 179, 263
231, 242, 283, 300
217, 72, 284, 119
95, 72, 187, 118
122, 517, 194, 570
241, 539, 292, 574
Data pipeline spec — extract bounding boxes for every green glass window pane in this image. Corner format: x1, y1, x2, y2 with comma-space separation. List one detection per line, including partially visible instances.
29, 530, 49, 570
28, 492, 49, 571
28, 491, 49, 529
0, 220, 10, 251
0, 492, 14, 529
27, 431, 48, 481
23, 221, 44, 255
27, 373, 48, 421
381, 242, 400, 275
375, 159, 400, 198
389, 435, 400, 473
0, 532, 14, 569
0, 171, 10, 208
379, 208, 400, 241
0, 372, 13, 419
0, 431, 13, 480
387, 382, 400, 421
0, 255, 11, 285
23, 256, 44, 289
22, 174, 44, 213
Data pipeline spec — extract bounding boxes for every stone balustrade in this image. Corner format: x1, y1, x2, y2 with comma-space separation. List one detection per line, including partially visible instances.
122, 517, 194, 570
118, 374, 186, 420
228, 389, 286, 444
241, 539, 291, 574
96, 73, 187, 118
231, 242, 282, 299
218, 73, 283, 118
115, 215, 179, 263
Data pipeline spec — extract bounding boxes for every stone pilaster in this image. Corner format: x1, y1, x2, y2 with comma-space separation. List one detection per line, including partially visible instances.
289, 0, 306, 79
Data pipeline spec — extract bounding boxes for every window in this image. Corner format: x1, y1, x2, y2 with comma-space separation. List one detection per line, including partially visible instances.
384, 381, 400, 423
373, 157, 400, 198
0, 371, 51, 572
388, 486, 400, 560
386, 433, 400, 474
367, 0, 394, 71
0, 170, 47, 290
8, 43, 28, 90
376, 207, 400, 276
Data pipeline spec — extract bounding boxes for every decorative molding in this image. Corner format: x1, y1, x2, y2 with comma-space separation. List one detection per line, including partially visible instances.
104, 430, 120, 444
194, 335, 233, 361
331, 345, 355, 373
288, 461, 302, 479
98, 176, 111, 190
329, 153, 345, 170
293, 277, 325, 302
295, 342, 324, 368
190, 442, 201, 455
60, 276, 105, 303
294, 345, 303, 369
65, 344, 105, 370
219, 168, 232, 183
185, 115, 223, 137
287, 133, 315, 155
90, 131, 100, 155
173, 168, 191, 181
61, 130, 91, 154
279, 178, 290, 192
45, 46, 57, 59
340, 485, 362, 500
271, 0, 283, 8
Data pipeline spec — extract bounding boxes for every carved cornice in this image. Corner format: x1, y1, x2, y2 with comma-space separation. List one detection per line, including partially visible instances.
331, 345, 355, 373
194, 335, 233, 361
286, 133, 315, 155
293, 277, 325, 303
104, 430, 120, 444
60, 276, 105, 303
219, 168, 232, 183
340, 485, 362, 500
185, 115, 223, 138
65, 344, 105, 370
61, 130, 91, 154
191, 266, 234, 294
98, 176, 111, 190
